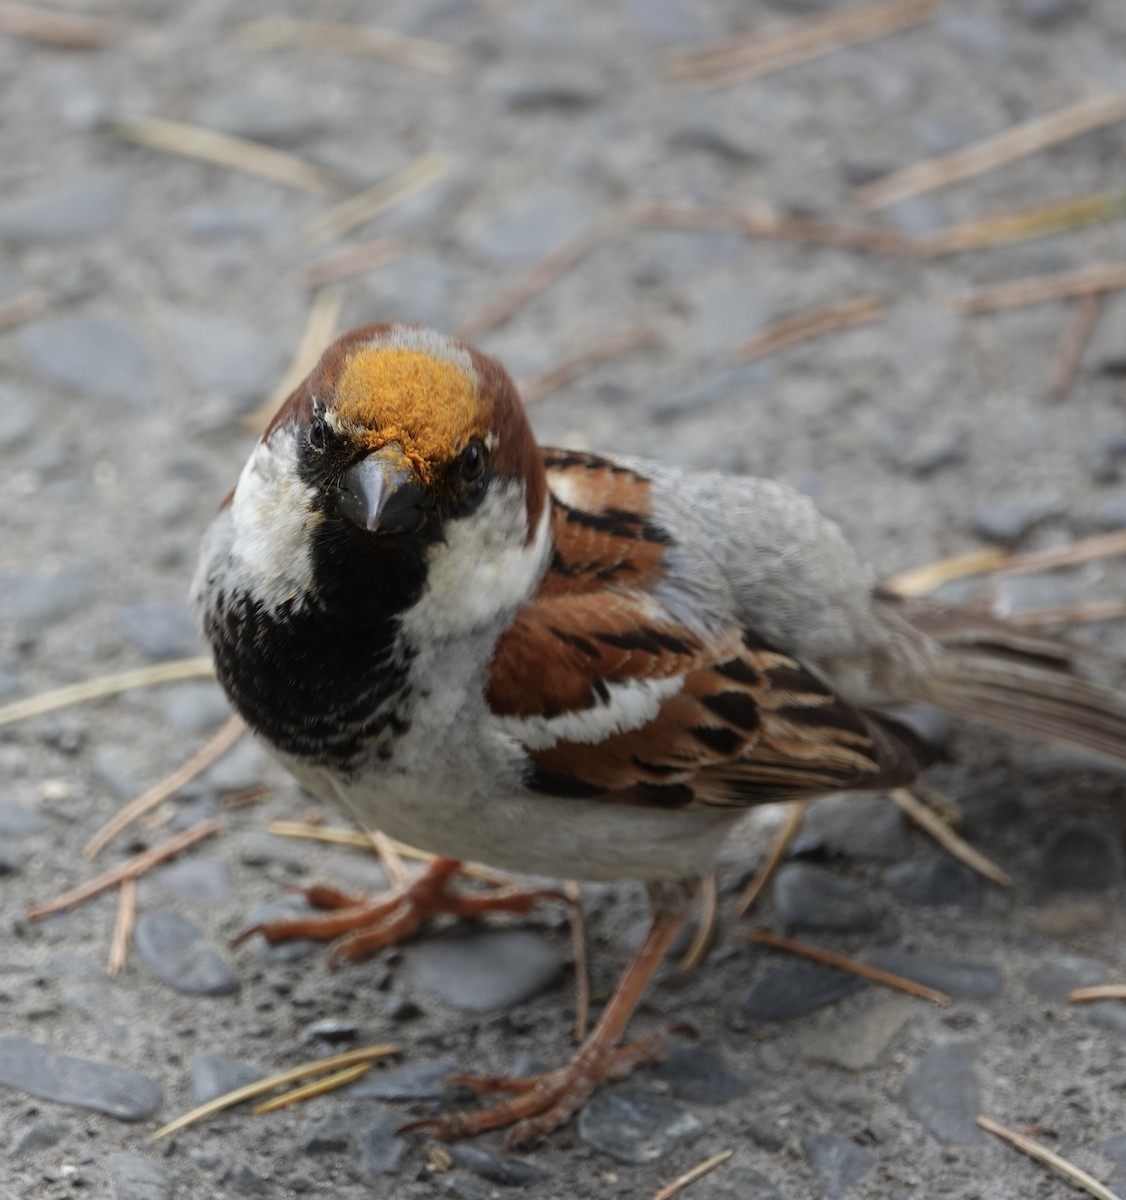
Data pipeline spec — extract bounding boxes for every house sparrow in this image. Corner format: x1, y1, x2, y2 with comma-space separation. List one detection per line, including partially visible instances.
193, 322, 1126, 1146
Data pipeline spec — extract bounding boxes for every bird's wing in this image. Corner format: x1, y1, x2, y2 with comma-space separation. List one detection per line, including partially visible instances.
487, 450, 925, 810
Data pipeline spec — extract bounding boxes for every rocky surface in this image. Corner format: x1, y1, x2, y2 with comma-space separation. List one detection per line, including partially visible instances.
2, 0, 1126, 1197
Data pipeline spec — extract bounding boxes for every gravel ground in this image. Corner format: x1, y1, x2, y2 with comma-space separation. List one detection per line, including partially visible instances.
3, 1, 1126, 1198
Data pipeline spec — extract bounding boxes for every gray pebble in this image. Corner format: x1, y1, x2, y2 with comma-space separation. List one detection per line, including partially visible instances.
239, 832, 308, 873
305, 1018, 359, 1044
22, 315, 156, 405
164, 310, 288, 402
883, 196, 947, 237
404, 929, 563, 1012
202, 737, 266, 793
691, 280, 770, 360
242, 896, 317, 963
1093, 493, 1126, 531
492, 71, 606, 111
145, 857, 231, 907
162, 683, 231, 735
647, 363, 769, 421
116, 603, 200, 660
1026, 954, 1107, 1000
1088, 1001, 1126, 1032
960, 787, 1027, 834
181, 203, 289, 240
1035, 821, 1126, 890
866, 952, 1003, 1000
0, 382, 35, 450
1021, 0, 1085, 27
703, 1167, 786, 1200
626, 0, 708, 42
974, 493, 1064, 544
796, 794, 909, 861
939, 12, 1012, 61
365, 251, 458, 331
801, 1131, 874, 1198
190, 1052, 265, 1105
194, 89, 327, 145
105, 1152, 170, 1200
349, 1058, 462, 1101
773, 863, 879, 931
93, 746, 143, 801
578, 1085, 704, 1164
802, 998, 914, 1071
912, 113, 984, 156
0, 171, 129, 241
743, 962, 865, 1020
352, 1114, 412, 1181
901, 1044, 984, 1144
6, 1118, 71, 1156
0, 798, 48, 838
1099, 1131, 1126, 1172
883, 860, 984, 910
656, 1043, 750, 1104
0, 1034, 162, 1120
0, 566, 94, 625
0, 843, 22, 874
134, 911, 240, 995
448, 1144, 554, 1186
227, 1163, 268, 1195
465, 188, 595, 265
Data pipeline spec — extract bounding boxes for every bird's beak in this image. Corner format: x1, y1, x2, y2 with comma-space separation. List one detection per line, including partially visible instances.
335, 443, 428, 534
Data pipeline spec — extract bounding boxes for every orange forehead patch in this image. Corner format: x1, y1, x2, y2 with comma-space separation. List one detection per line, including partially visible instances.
333, 347, 483, 486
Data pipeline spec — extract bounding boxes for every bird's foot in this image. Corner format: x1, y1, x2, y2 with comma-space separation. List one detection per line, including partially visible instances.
402, 1030, 667, 1148
234, 857, 566, 966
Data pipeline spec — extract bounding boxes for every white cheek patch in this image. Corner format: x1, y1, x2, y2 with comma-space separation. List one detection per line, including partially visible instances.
400, 487, 551, 642
229, 440, 321, 610
498, 674, 685, 751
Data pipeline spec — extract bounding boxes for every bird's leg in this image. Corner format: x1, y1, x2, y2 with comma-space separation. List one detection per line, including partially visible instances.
402, 880, 695, 1148
234, 857, 566, 966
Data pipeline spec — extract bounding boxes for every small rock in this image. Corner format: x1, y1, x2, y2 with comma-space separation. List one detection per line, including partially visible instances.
773, 864, 879, 931
960, 787, 1027, 834
465, 187, 595, 265
1093, 493, 1126, 532
0, 567, 94, 625
901, 1044, 984, 1144
242, 897, 317, 963
350, 1059, 463, 1102
105, 1153, 170, 1200
162, 683, 232, 735
1035, 822, 1126, 890
939, 11, 1011, 61
626, 0, 708, 42
6, 1118, 71, 1156
194, 89, 326, 145
796, 794, 909, 861
492, 70, 605, 111
352, 1114, 412, 1181
647, 363, 769, 421
1088, 1001, 1126, 1032
743, 963, 865, 1020
578, 1086, 704, 1164
898, 429, 965, 478
974, 494, 1064, 544
1026, 955, 1107, 1001
202, 738, 266, 793
656, 1044, 750, 1104
867, 953, 1003, 1000
404, 929, 563, 1012
239, 832, 308, 873
670, 102, 758, 164
134, 912, 240, 995
1, 842, 26, 873
883, 860, 984, 909
0, 1034, 162, 1120
164, 310, 288, 403
181, 203, 289, 240
1098, 1131, 1126, 1172
1020, 0, 1085, 26
802, 998, 915, 1070
703, 1167, 785, 1200
883, 196, 946, 237
384, 994, 423, 1021
305, 1018, 358, 1044
448, 1144, 554, 1186
691, 280, 770, 360
190, 1052, 265, 1105
116, 603, 200, 660
0, 383, 35, 449
912, 113, 985, 156
227, 1163, 268, 1195
801, 1131, 874, 1198
23, 314, 157, 406
0, 171, 129, 240
0, 798, 48, 838
93, 746, 143, 800
365, 252, 458, 331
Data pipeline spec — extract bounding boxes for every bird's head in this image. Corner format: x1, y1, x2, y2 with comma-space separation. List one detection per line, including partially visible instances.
215, 324, 550, 635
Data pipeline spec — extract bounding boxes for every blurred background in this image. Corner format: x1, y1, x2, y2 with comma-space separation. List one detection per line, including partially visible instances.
3, 1, 1126, 1197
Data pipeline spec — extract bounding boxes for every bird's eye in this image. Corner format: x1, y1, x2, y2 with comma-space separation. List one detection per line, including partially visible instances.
460, 438, 487, 485
309, 414, 327, 451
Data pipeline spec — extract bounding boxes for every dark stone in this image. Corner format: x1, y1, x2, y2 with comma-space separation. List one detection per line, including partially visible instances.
227, 1163, 269, 1195
105, 1153, 170, 1200
352, 1114, 411, 1181
6, 1119, 71, 1156
146, 857, 231, 908
0, 567, 95, 625
0, 798, 48, 838
773, 864, 879, 931
974, 494, 1064, 544
867, 953, 1003, 1000
404, 929, 563, 1012
578, 1085, 704, 1164
1027, 955, 1107, 1001
883, 860, 984, 909
134, 912, 240, 995
1035, 822, 1126, 890
21, 316, 156, 406
0, 843, 22, 874
655, 1044, 750, 1104
797, 794, 909, 861
0, 1034, 162, 1120
448, 1144, 554, 1186
349, 1058, 463, 1101
743, 963, 865, 1020
801, 1131, 874, 1198
901, 1044, 984, 1144
189, 1052, 264, 1105
960, 787, 1027, 834
305, 1018, 359, 1043
1020, 0, 1085, 26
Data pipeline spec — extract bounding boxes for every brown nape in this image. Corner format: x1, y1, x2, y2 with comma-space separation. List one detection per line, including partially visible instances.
464, 341, 547, 541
